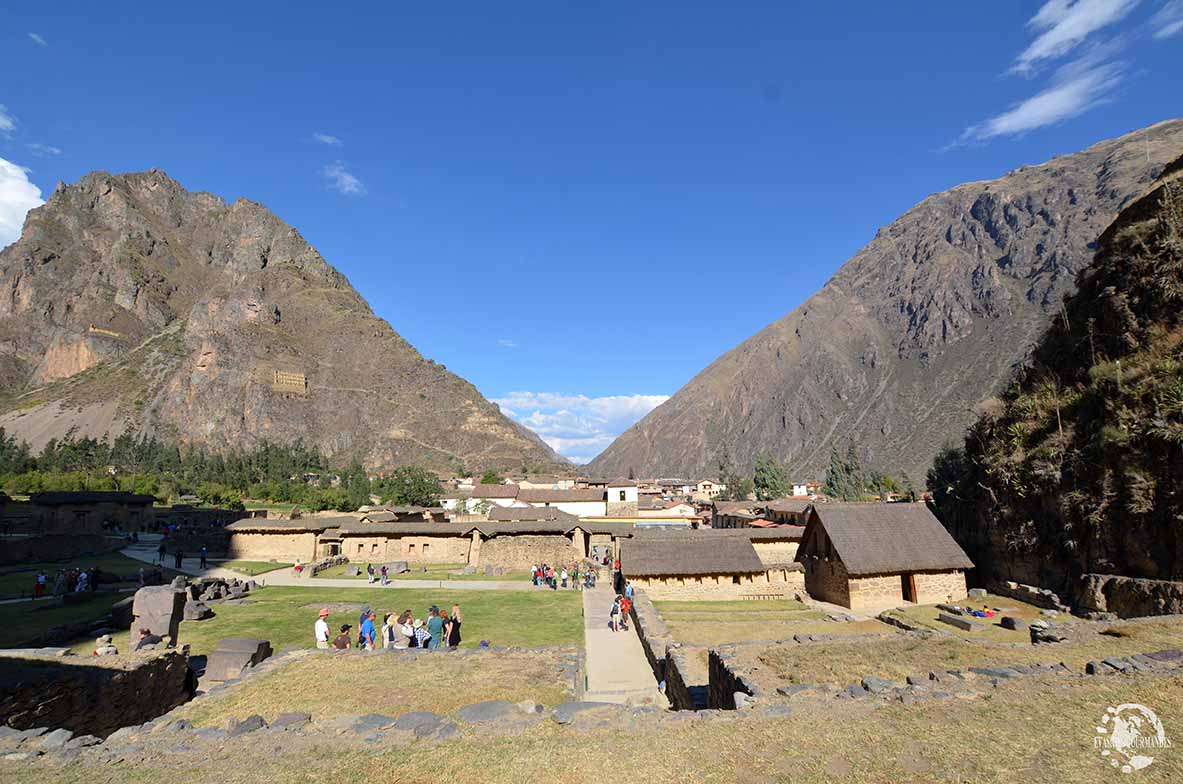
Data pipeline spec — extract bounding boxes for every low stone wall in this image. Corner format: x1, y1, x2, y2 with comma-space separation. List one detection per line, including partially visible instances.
0, 534, 120, 566
629, 590, 673, 684
664, 647, 697, 711
990, 580, 1070, 612
1077, 574, 1183, 618
479, 534, 577, 570
0, 651, 195, 738
708, 648, 755, 710
629, 571, 802, 601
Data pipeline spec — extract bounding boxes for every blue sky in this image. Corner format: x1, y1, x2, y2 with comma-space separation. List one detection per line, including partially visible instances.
2, 1, 1181, 462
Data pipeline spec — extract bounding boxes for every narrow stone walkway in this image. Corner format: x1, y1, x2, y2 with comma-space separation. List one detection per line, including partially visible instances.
581, 583, 667, 706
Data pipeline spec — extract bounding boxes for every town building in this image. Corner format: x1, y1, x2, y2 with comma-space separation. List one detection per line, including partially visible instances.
795, 503, 973, 610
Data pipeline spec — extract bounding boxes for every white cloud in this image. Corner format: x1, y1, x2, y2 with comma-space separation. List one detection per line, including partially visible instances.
28, 33, 48, 47
961, 47, 1125, 141
321, 161, 366, 196
1013, 0, 1139, 74
0, 105, 15, 136
493, 392, 669, 464
312, 132, 342, 146
1152, 0, 1183, 37
497, 339, 517, 349
0, 158, 45, 248
26, 143, 62, 157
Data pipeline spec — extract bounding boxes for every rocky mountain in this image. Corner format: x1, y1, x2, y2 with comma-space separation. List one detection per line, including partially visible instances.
931, 152, 1183, 589
588, 119, 1183, 483
0, 169, 565, 473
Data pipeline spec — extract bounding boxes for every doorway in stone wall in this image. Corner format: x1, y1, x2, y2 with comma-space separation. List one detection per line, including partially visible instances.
901, 573, 917, 603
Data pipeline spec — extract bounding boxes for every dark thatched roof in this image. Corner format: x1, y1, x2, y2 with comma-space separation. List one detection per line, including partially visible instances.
488, 506, 580, 524
759, 498, 813, 514
226, 516, 350, 533
337, 520, 470, 536
797, 503, 973, 576
620, 536, 766, 577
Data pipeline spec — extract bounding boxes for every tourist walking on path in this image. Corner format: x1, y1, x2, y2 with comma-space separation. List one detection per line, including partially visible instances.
380, 564, 389, 586
619, 594, 633, 631
199, 546, 208, 569
52, 570, 66, 596
360, 610, 377, 650
447, 604, 462, 649
366, 563, 376, 584
34, 571, 46, 598
624, 580, 634, 600
174, 548, 184, 570
333, 624, 352, 650
560, 568, 568, 588
427, 606, 444, 650
157, 542, 166, 564
609, 595, 621, 632
315, 608, 331, 649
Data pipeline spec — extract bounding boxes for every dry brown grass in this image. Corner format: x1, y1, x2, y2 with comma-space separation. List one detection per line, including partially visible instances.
753, 617, 1183, 685
173, 649, 572, 727
7, 671, 1182, 783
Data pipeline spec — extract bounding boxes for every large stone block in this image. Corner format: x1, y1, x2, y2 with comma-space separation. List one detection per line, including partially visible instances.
203, 638, 273, 682
937, 613, 983, 632
130, 586, 186, 645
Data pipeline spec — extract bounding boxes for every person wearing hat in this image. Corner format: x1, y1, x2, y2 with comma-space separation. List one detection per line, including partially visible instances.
332, 623, 352, 650
314, 608, 331, 649
413, 617, 431, 648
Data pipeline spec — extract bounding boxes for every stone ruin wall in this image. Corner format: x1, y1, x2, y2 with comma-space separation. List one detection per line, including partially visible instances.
914, 570, 968, 605
752, 540, 799, 566
708, 649, 753, 710
0, 652, 194, 738
847, 574, 904, 609
339, 534, 471, 564
478, 534, 579, 570
804, 559, 851, 606
227, 532, 316, 563
629, 571, 803, 601
1077, 573, 1183, 618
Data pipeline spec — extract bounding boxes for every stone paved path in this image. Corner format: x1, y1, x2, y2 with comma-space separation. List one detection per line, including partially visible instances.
581, 583, 666, 706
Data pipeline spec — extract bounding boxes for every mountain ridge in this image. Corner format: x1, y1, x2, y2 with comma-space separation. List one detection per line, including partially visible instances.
0, 168, 566, 474
587, 119, 1183, 483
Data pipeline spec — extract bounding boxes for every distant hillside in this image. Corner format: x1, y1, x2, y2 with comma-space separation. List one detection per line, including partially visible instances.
931, 152, 1183, 589
0, 169, 566, 474
587, 119, 1183, 483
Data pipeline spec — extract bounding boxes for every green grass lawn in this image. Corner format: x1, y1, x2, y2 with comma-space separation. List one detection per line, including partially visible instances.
653, 597, 852, 645
2, 591, 132, 648
0, 551, 184, 600
217, 560, 291, 576
68, 584, 582, 657
313, 562, 533, 582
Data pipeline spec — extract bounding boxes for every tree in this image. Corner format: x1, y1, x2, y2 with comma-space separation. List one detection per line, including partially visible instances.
753, 453, 791, 500
716, 448, 754, 501
824, 443, 867, 501
480, 470, 504, 485
376, 466, 442, 507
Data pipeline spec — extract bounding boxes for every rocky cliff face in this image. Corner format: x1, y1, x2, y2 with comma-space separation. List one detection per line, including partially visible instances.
932, 153, 1183, 591
587, 119, 1183, 482
0, 169, 564, 473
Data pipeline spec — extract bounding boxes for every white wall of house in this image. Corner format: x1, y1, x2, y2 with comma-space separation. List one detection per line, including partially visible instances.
526, 500, 606, 517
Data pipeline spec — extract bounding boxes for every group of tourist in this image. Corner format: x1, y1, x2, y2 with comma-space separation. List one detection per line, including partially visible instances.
314, 604, 462, 651
34, 567, 100, 597
531, 562, 598, 590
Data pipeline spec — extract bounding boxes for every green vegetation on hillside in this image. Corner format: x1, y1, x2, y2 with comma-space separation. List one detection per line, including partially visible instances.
929, 158, 1183, 588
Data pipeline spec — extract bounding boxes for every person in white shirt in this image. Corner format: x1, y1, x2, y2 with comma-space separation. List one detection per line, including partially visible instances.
314, 607, 331, 649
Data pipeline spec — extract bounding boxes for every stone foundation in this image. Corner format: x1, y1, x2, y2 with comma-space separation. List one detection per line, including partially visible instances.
629, 570, 802, 601
0, 651, 195, 738
228, 531, 316, 563
479, 534, 577, 570
991, 580, 1070, 612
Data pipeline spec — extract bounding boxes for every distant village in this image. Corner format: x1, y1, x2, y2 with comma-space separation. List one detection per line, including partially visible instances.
1, 470, 971, 612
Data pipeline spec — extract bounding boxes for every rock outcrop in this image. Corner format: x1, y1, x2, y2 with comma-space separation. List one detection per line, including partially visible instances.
587, 119, 1183, 482
0, 169, 564, 473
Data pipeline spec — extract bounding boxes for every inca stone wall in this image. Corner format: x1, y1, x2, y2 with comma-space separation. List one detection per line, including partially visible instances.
341, 535, 471, 564
914, 570, 968, 605
847, 574, 903, 609
1077, 573, 1183, 618
478, 534, 578, 570
0, 652, 194, 738
628, 571, 802, 601
708, 648, 752, 710
227, 531, 316, 563
804, 558, 851, 606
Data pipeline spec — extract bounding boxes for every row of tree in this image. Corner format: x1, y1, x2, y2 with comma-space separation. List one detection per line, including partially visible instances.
0, 429, 446, 512
713, 445, 914, 502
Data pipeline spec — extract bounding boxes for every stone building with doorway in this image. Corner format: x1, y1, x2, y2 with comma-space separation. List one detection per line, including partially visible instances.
795, 503, 973, 610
